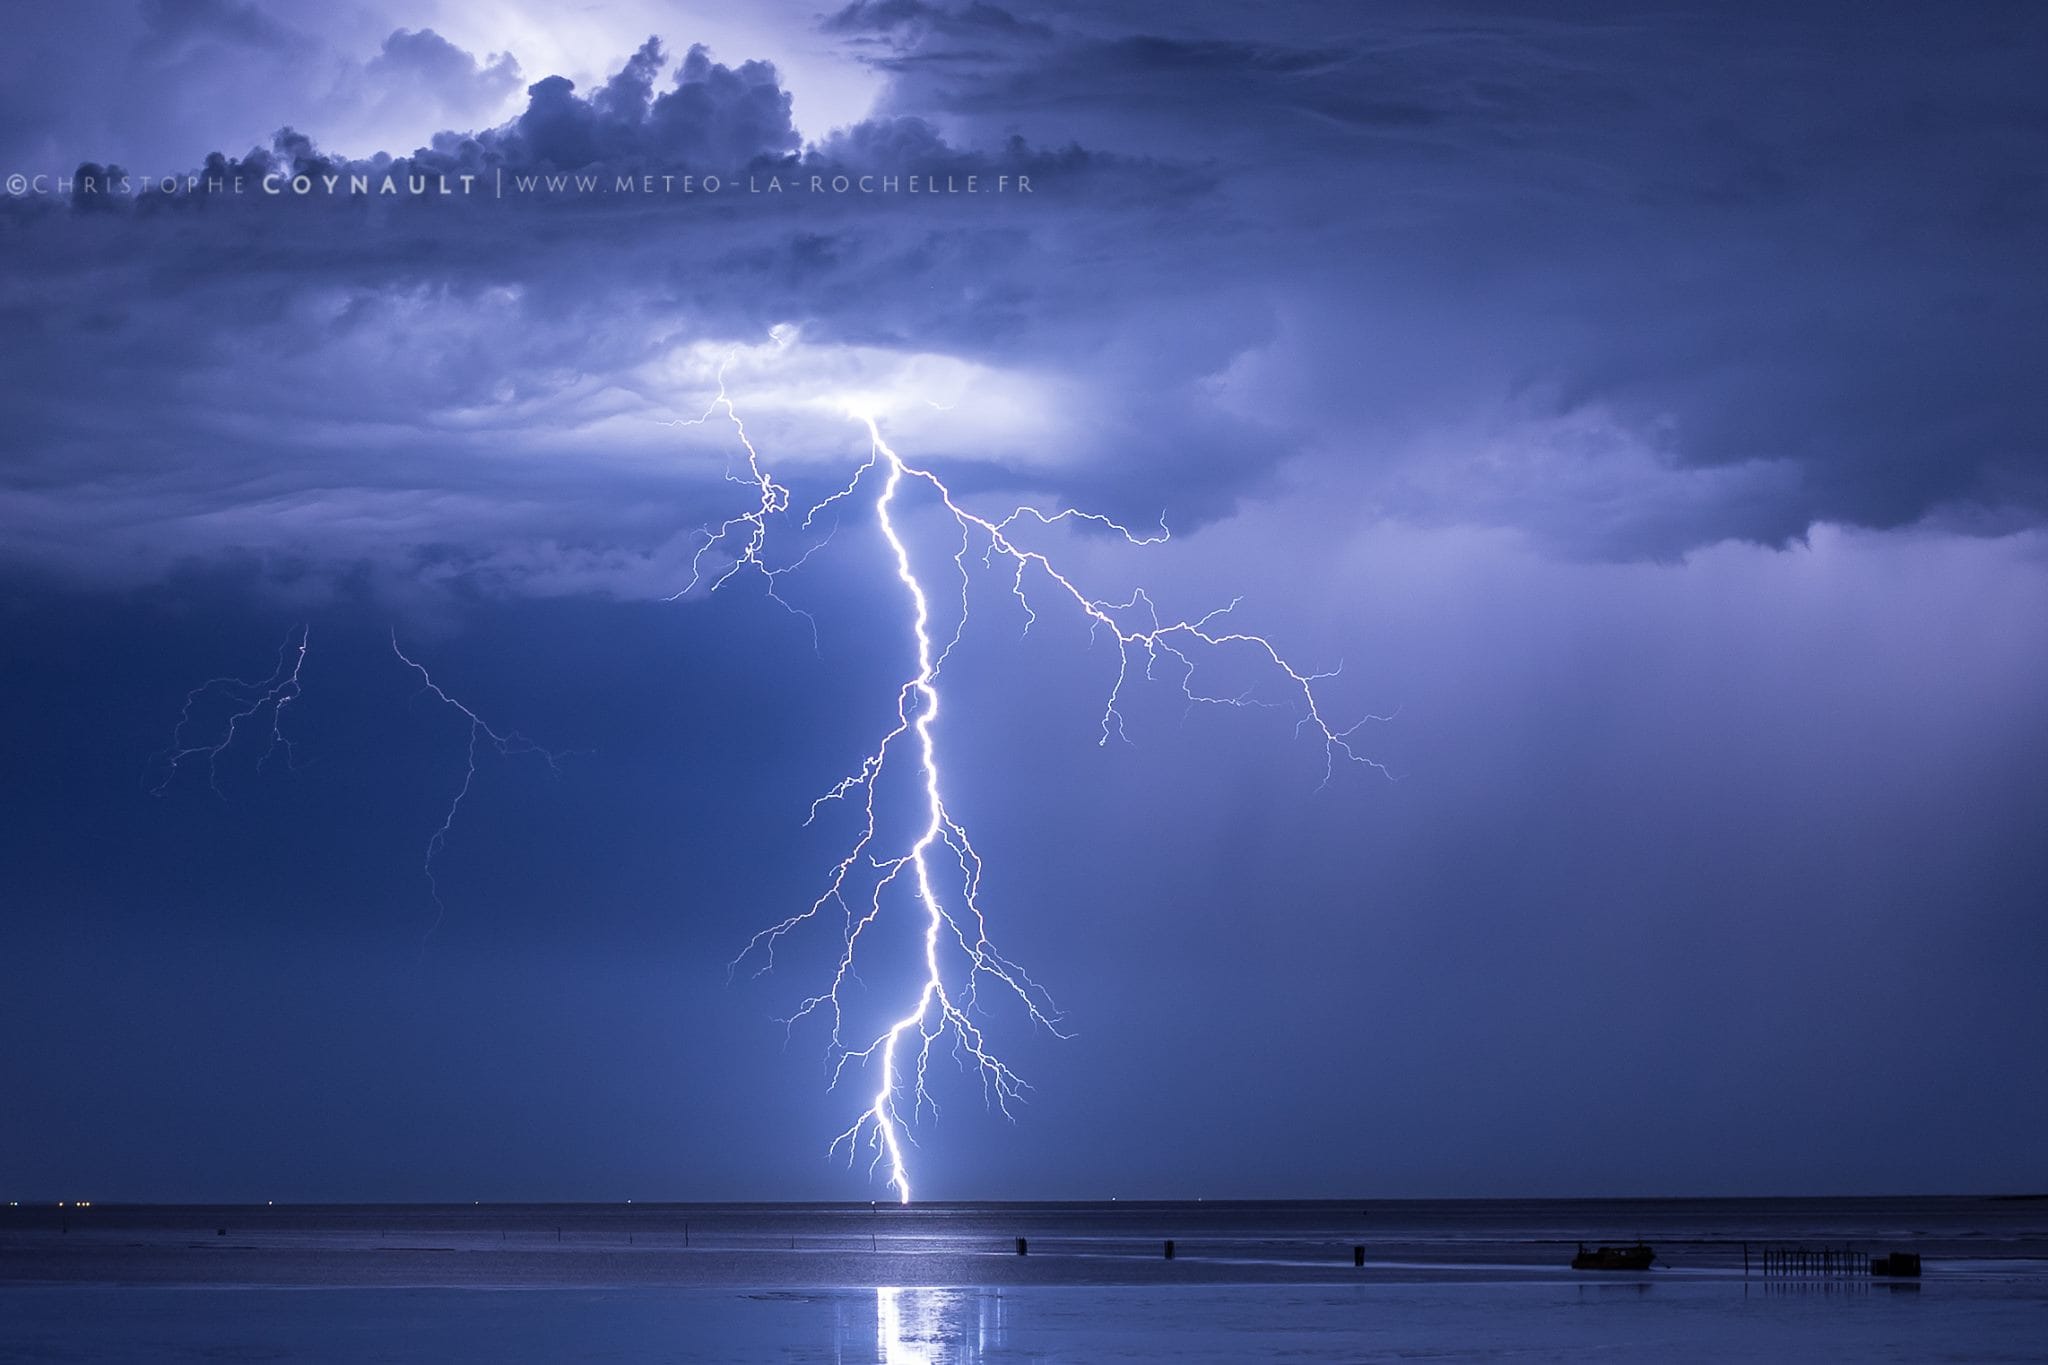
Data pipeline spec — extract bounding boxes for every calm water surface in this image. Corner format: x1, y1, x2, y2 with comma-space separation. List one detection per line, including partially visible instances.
3, 1198, 2042, 1361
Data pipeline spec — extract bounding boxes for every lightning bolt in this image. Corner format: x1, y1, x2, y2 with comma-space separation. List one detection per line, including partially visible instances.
155, 626, 560, 941
692, 363, 1386, 1204
390, 631, 564, 946
151, 625, 309, 796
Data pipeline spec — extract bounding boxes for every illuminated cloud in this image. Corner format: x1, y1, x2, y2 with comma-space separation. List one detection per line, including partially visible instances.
0, 2, 2042, 596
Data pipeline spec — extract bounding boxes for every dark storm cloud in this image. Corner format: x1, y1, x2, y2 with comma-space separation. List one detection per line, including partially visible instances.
823, 0, 1055, 44
487, 38, 800, 169
836, 1, 2048, 555
833, 0, 1433, 136
1, 1, 2044, 589
0, 26, 1246, 592
365, 28, 523, 110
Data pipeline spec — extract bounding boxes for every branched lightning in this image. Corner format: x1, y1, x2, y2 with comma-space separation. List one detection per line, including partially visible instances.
390, 631, 564, 943
690, 359, 1387, 1203
157, 627, 560, 943
152, 626, 310, 796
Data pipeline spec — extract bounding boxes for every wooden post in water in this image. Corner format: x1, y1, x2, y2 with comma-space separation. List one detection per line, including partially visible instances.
1354, 1245, 1365, 1268
1016, 1236, 1028, 1256
1164, 1239, 1175, 1260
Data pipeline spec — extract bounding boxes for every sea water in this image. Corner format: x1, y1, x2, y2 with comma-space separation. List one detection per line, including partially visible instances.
3, 1198, 2042, 1361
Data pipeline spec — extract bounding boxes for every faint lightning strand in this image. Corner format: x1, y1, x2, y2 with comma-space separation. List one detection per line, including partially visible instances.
391, 631, 563, 945
152, 626, 309, 797
663, 354, 824, 644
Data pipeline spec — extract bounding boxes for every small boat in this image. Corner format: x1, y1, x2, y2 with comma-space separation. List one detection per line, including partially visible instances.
1572, 1242, 1656, 1270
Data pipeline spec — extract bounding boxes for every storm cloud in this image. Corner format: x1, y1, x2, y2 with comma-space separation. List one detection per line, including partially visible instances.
2, 1, 2044, 593
1, 26, 1245, 593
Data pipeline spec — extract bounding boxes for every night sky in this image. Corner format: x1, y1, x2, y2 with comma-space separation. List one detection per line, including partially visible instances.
2, 0, 2044, 1203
